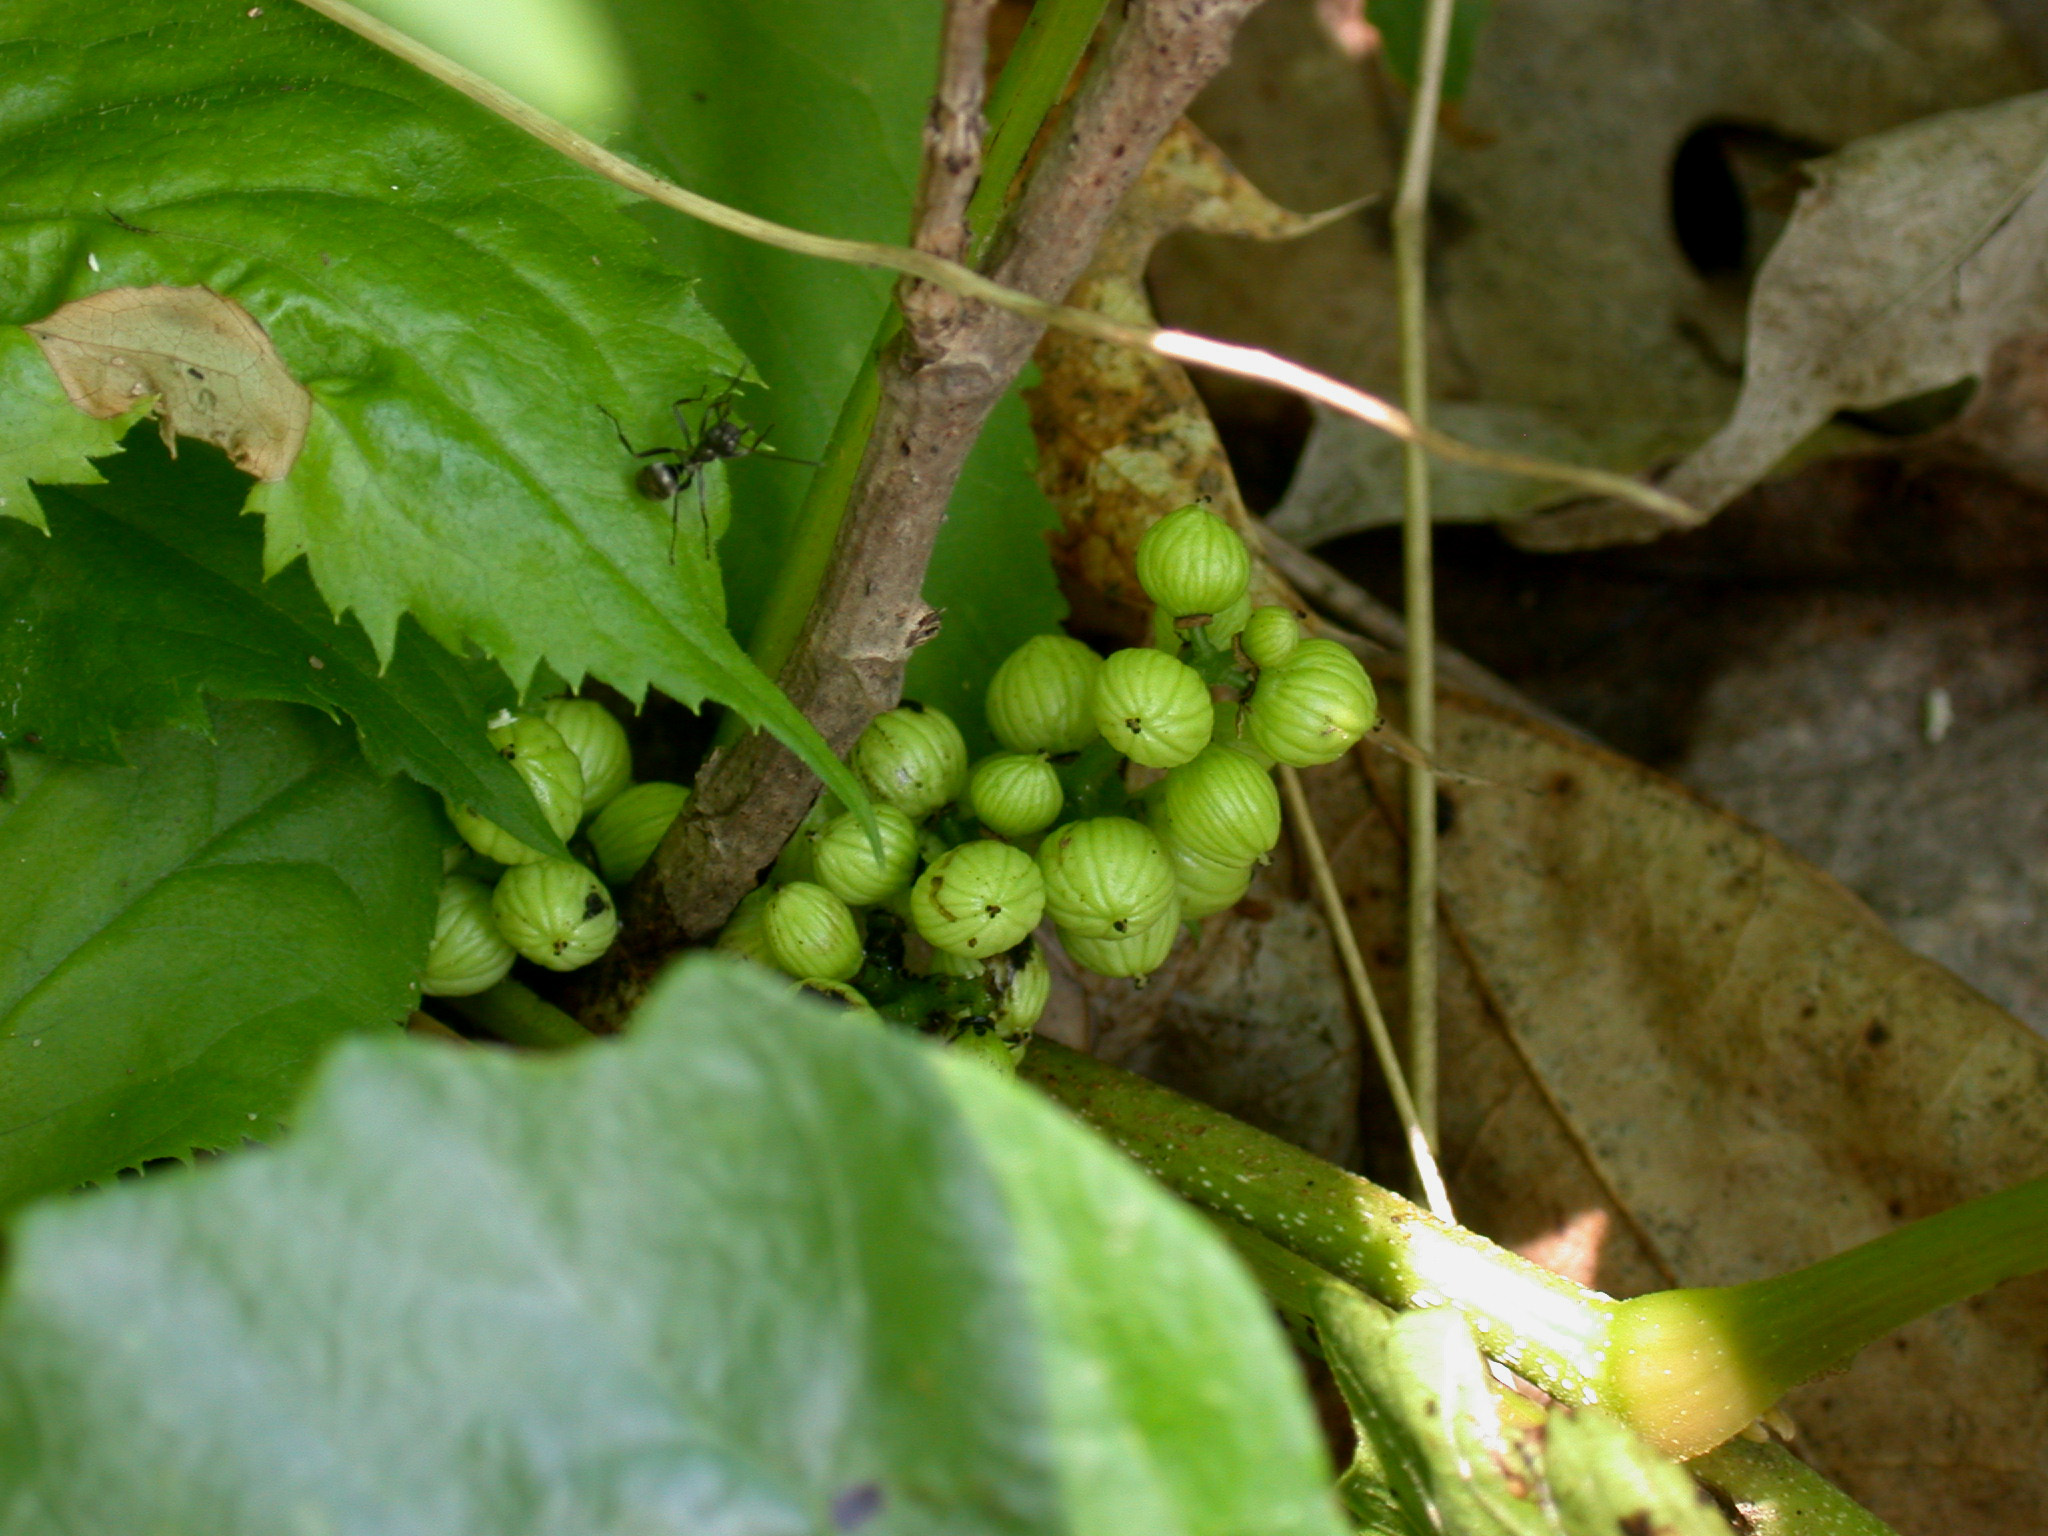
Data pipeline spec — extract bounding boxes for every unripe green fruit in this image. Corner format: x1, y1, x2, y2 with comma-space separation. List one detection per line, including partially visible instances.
1059, 903, 1180, 979
1158, 745, 1281, 866
950, 1025, 1019, 1075
986, 635, 1104, 755
1093, 647, 1213, 768
715, 884, 776, 965
1244, 638, 1379, 768
765, 882, 864, 982
541, 697, 632, 815
491, 858, 617, 971
588, 781, 689, 886
853, 703, 968, 819
1136, 505, 1252, 619
1241, 605, 1301, 669
1038, 817, 1178, 939
991, 942, 1051, 1034
1160, 833, 1254, 920
419, 876, 516, 997
445, 712, 585, 866
922, 948, 985, 980
968, 752, 1064, 838
1202, 589, 1253, 645
812, 803, 920, 906
792, 977, 881, 1020
911, 840, 1046, 957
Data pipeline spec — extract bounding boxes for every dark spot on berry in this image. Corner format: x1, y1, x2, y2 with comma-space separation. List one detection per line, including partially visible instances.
1619, 1515, 1656, 1536
1112, 918, 1128, 932
1124, 717, 1143, 734
1866, 1020, 1890, 1046
984, 904, 1001, 917
583, 891, 608, 920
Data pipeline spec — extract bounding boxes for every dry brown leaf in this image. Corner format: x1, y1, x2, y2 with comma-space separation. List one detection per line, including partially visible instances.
26, 285, 311, 481
1150, 0, 2036, 541
1522, 92, 2048, 549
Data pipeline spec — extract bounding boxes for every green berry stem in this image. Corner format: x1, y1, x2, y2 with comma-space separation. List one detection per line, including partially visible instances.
443, 979, 595, 1051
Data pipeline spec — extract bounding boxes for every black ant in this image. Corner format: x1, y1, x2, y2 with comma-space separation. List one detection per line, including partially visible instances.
600, 379, 814, 561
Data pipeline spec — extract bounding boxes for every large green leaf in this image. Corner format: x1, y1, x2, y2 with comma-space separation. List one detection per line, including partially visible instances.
0, 430, 561, 856
611, 0, 1066, 748
0, 0, 864, 812
0, 701, 441, 1218
0, 959, 1346, 1536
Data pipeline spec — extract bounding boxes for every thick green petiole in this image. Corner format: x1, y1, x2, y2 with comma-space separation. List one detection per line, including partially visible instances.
1603, 1171, 2048, 1457
1024, 1041, 2048, 1463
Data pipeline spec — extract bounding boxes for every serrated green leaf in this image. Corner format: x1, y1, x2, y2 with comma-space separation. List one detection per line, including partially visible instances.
0, 958, 1347, 1536
611, 0, 1066, 750
0, 701, 441, 1218
0, 429, 563, 856
0, 0, 866, 815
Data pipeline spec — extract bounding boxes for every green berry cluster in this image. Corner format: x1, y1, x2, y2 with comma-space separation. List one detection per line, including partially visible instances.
422, 699, 692, 997
725, 504, 1377, 1073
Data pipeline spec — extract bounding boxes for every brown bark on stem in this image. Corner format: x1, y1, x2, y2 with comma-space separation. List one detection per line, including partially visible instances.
580, 0, 1271, 1030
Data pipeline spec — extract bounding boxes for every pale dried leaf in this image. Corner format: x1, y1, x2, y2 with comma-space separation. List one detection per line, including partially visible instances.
25, 286, 310, 482
1152, 0, 2035, 541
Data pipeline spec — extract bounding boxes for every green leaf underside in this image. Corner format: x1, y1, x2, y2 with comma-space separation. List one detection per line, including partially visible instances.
614, 0, 1066, 751
0, 428, 563, 855
0, 701, 440, 1218
0, 0, 865, 815
0, 958, 1345, 1536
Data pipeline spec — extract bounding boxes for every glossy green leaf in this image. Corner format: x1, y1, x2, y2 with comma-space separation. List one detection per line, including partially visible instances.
0, 0, 865, 814
0, 701, 441, 1217
0, 958, 1346, 1536
610, 0, 1065, 749
0, 430, 562, 856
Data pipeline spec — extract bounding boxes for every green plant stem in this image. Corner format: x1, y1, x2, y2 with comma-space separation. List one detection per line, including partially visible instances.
1391, 0, 1457, 1155
966, 0, 1111, 257
1220, 1220, 1897, 1536
1276, 763, 1451, 1220
291, 0, 1697, 525
1604, 1172, 2048, 1457
1021, 1040, 1613, 1399
445, 980, 595, 1050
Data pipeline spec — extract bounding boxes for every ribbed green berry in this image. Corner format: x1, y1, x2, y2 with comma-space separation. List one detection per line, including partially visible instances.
419, 876, 516, 997
991, 942, 1051, 1034
1244, 638, 1379, 767
1201, 589, 1253, 645
792, 977, 881, 1020
1038, 816, 1178, 938
1092, 647, 1213, 768
541, 697, 632, 815
1241, 605, 1301, 669
1159, 745, 1281, 866
911, 840, 1045, 957
765, 882, 864, 982
714, 885, 776, 966
1161, 834, 1254, 919
811, 803, 920, 906
949, 1025, 1019, 1075
968, 752, 1064, 838
1135, 505, 1251, 619
986, 635, 1104, 755
922, 947, 985, 980
773, 796, 838, 886
445, 712, 585, 866
491, 858, 617, 971
852, 703, 968, 819
587, 781, 689, 886
1058, 904, 1180, 979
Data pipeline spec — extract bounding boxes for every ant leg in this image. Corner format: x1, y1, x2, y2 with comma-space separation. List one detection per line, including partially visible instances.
697, 471, 714, 561
599, 404, 683, 462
